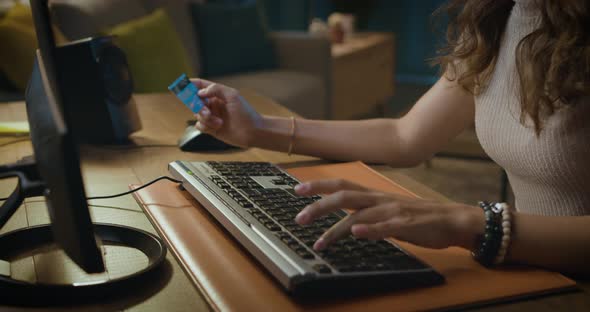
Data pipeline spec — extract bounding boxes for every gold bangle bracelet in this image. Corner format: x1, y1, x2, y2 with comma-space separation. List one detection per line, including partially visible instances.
287, 116, 296, 156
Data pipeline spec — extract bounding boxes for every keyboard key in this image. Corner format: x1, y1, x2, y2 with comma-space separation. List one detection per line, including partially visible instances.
334, 264, 354, 273
301, 237, 316, 247
239, 201, 253, 208
209, 161, 427, 274
313, 264, 332, 274
265, 222, 281, 231
295, 247, 315, 259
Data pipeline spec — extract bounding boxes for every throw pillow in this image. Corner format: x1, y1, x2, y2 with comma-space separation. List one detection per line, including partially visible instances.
3, 2, 33, 26
0, 19, 37, 90
3, 3, 68, 42
191, 2, 277, 78
0, 3, 68, 91
50, 0, 148, 41
106, 8, 194, 93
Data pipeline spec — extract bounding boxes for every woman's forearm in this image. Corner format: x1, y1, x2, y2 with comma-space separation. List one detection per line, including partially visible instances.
506, 214, 590, 275
250, 76, 476, 166
457, 208, 590, 275
252, 116, 416, 166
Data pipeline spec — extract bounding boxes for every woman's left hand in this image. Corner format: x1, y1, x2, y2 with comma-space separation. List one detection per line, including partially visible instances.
293, 179, 484, 251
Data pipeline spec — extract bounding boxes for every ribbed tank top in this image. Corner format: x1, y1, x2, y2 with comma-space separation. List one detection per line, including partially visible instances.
474, 0, 590, 216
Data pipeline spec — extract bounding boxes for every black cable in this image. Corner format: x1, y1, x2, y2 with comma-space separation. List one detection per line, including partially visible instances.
1, 176, 182, 202
88, 204, 145, 213
87, 176, 182, 200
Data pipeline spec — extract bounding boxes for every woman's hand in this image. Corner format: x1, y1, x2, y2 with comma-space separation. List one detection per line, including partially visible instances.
190, 79, 263, 147
293, 179, 484, 251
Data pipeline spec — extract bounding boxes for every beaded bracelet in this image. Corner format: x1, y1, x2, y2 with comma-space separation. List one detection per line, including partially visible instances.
494, 203, 512, 265
472, 202, 512, 266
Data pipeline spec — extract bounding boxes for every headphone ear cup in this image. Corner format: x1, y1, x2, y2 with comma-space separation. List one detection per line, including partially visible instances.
98, 44, 133, 106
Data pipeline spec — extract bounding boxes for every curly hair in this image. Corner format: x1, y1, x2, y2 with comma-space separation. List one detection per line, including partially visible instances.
434, 0, 590, 134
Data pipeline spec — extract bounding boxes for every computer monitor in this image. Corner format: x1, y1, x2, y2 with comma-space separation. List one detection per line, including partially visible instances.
0, 1, 166, 303
0, 1, 173, 303
26, 0, 105, 273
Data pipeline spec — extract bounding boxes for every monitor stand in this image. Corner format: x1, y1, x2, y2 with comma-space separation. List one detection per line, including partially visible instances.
0, 157, 168, 305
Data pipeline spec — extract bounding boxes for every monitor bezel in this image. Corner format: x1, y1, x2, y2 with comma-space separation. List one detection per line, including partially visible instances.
27, 0, 104, 273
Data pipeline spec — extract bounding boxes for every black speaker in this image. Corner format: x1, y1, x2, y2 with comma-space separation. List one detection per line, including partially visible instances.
55, 36, 141, 144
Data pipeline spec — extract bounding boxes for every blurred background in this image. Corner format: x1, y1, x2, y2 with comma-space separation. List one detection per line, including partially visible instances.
0, 0, 510, 205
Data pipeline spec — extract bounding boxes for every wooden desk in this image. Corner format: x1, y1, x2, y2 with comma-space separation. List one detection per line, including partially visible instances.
0, 91, 589, 311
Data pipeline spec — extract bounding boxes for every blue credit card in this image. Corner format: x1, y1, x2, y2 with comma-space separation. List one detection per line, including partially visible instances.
168, 74, 204, 114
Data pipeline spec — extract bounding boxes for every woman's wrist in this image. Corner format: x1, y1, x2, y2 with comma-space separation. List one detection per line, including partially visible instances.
451, 204, 485, 250
250, 115, 293, 151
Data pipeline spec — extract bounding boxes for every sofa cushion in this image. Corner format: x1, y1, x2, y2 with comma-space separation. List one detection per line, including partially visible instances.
0, 19, 35, 91
106, 9, 193, 93
51, 0, 148, 40
142, 0, 205, 76
3, 3, 68, 42
0, 3, 67, 91
3, 2, 33, 25
0, 3, 64, 90
191, 2, 276, 77
213, 70, 326, 119
52, 0, 203, 80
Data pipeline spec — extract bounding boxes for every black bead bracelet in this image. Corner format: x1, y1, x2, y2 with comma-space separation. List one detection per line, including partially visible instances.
472, 201, 504, 266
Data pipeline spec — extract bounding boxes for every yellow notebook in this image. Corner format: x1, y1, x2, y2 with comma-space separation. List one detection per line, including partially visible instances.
0, 121, 29, 136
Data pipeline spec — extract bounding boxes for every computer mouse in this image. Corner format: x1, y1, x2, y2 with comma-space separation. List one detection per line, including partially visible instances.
177, 126, 236, 151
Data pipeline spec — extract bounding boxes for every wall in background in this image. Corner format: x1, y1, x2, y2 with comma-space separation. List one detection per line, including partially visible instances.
260, 0, 448, 86
362, 0, 447, 85
259, 0, 310, 31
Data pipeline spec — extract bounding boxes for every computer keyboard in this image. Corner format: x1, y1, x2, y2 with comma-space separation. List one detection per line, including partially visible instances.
169, 161, 444, 297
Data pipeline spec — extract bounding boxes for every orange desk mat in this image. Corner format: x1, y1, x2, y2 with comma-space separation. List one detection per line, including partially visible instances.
132, 161, 576, 311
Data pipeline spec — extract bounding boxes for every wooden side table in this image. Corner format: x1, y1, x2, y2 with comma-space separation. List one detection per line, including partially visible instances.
331, 32, 395, 119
